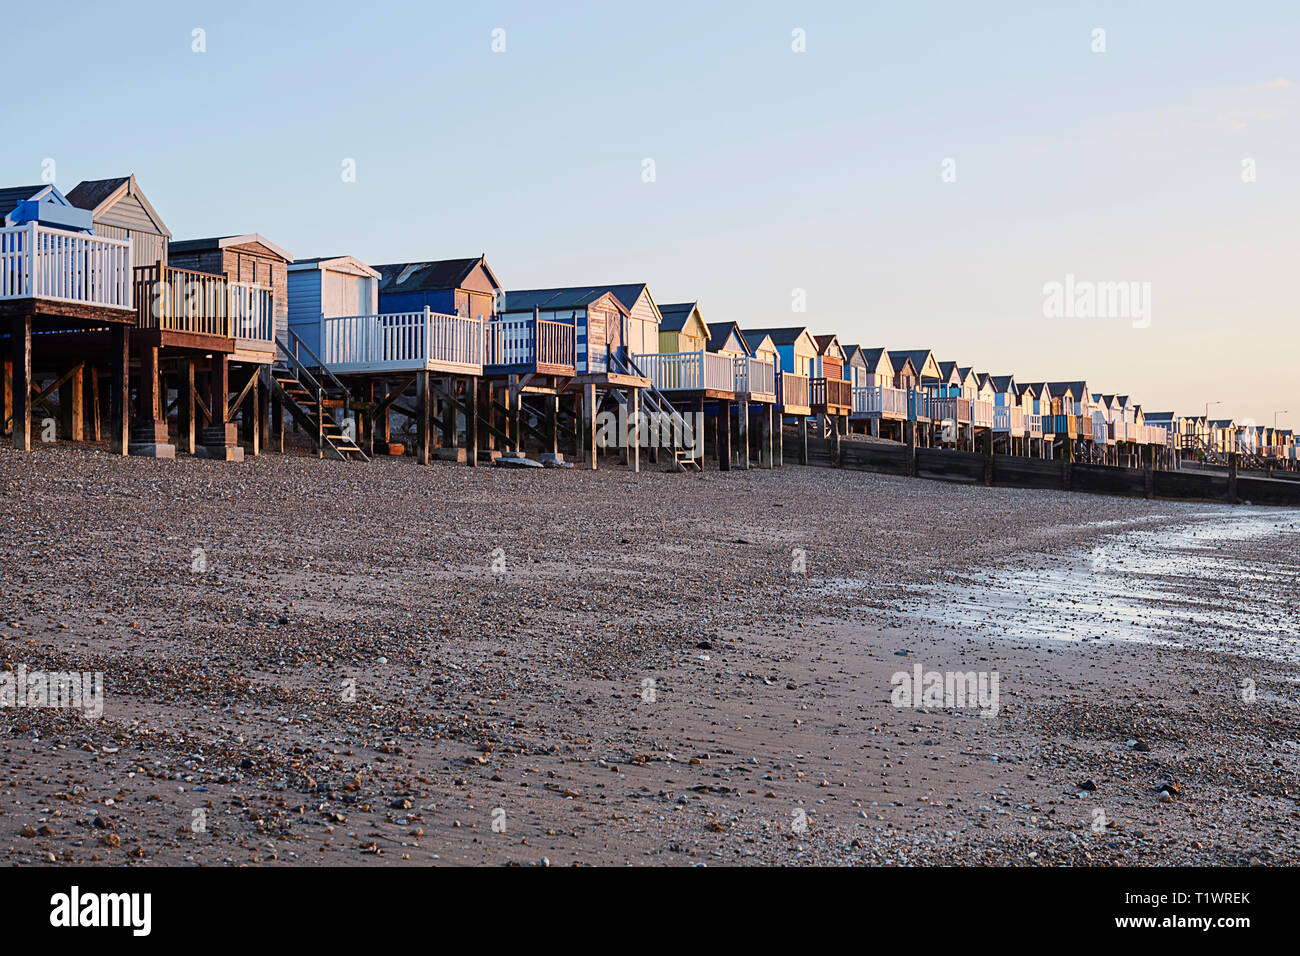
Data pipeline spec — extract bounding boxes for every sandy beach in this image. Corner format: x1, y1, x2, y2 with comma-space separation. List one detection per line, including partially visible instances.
1, 446, 1297, 866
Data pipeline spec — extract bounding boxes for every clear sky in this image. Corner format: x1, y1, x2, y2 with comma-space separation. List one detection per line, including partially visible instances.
4, 1, 1296, 425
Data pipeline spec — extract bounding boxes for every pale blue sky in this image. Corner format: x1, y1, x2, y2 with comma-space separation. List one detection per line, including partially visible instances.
4, 0, 1297, 423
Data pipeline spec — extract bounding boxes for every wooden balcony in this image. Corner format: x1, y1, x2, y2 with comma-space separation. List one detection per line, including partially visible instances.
323, 308, 482, 375
810, 377, 851, 413
851, 384, 907, 420
928, 395, 971, 424
0, 223, 133, 320
1026, 413, 1043, 438
630, 350, 735, 396
733, 355, 776, 402
134, 264, 274, 357
971, 399, 994, 429
778, 371, 810, 415
993, 405, 1026, 436
485, 316, 575, 377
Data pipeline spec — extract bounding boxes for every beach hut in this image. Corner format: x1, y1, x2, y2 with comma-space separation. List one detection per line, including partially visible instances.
658, 302, 709, 353
810, 334, 850, 430
2, 183, 134, 454
709, 321, 750, 358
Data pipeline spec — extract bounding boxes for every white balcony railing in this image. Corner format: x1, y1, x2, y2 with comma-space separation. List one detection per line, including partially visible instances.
852, 384, 908, 417
324, 308, 483, 374
1027, 413, 1042, 437
0, 223, 132, 308
993, 405, 1025, 435
632, 350, 734, 393
733, 355, 776, 398
971, 399, 994, 428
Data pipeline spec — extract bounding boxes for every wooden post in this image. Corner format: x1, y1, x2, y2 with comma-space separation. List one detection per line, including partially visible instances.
1227, 453, 1238, 504
1, 353, 11, 441
797, 415, 808, 465
774, 406, 784, 467
59, 363, 84, 442
271, 388, 284, 454
442, 381, 456, 451
581, 382, 596, 469
759, 402, 772, 468
466, 377, 479, 467
909, 421, 919, 478
983, 427, 993, 485
108, 323, 128, 455
718, 399, 731, 471
629, 387, 641, 473
547, 393, 559, 456
85, 366, 101, 442
10, 314, 31, 450
416, 370, 430, 465
250, 375, 261, 457
737, 399, 749, 469
507, 374, 521, 454
256, 375, 269, 456
138, 346, 160, 426
178, 359, 195, 454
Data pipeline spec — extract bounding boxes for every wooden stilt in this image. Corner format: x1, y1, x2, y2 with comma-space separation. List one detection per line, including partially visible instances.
737, 399, 749, 469
178, 359, 196, 454
466, 377, 479, 467
10, 313, 31, 450
718, 399, 732, 471
416, 370, 430, 465
86, 366, 101, 442
581, 382, 596, 469
629, 387, 641, 473
108, 323, 128, 455
59, 363, 84, 442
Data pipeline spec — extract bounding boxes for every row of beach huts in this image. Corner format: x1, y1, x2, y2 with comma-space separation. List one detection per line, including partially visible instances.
2, 175, 1292, 474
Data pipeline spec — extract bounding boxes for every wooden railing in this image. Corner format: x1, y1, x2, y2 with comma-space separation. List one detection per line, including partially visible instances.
631, 350, 735, 392
733, 356, 776, 398
230, 280, 275, 345
928, 395, 971, 423
993, 405, 1026, 434
810, 377, 851, 409
971, 399, 994, 428
852, 384, 908, 417
135, 264, 272, 339
0, 223, 132, 308
323, 308, 482, 373
1026, 413, 1043, 437
779, 371, 809, 409
485, 316, 575, 372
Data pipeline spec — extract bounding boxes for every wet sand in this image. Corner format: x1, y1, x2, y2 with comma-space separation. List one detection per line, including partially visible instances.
1, 445, 1297, 865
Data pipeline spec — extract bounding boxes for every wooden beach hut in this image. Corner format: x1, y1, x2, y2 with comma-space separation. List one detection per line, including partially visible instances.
2, 183, 134, 454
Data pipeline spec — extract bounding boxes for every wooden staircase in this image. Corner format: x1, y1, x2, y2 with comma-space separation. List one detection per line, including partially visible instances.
611, 350, 700, 471
267, 333, 369, 462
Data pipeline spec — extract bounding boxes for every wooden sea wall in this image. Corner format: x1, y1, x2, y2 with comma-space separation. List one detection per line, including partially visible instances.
786, 434, 1300, 507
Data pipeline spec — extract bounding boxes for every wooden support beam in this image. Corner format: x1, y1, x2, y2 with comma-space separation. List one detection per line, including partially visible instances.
108, 323, 129, 455
465, 377, 479, 467
10, 313, 31, 450
718, 399, 732, 472
85, 366, 101, 442
271, 387, 284, 454
59, 363, 84, 442
630, 387, 641, 473
178, 359, 196, 454
581, 382, 596, 469
737, 399, 749, 470
797, 415, 808, 465
416, 370, 431, 465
